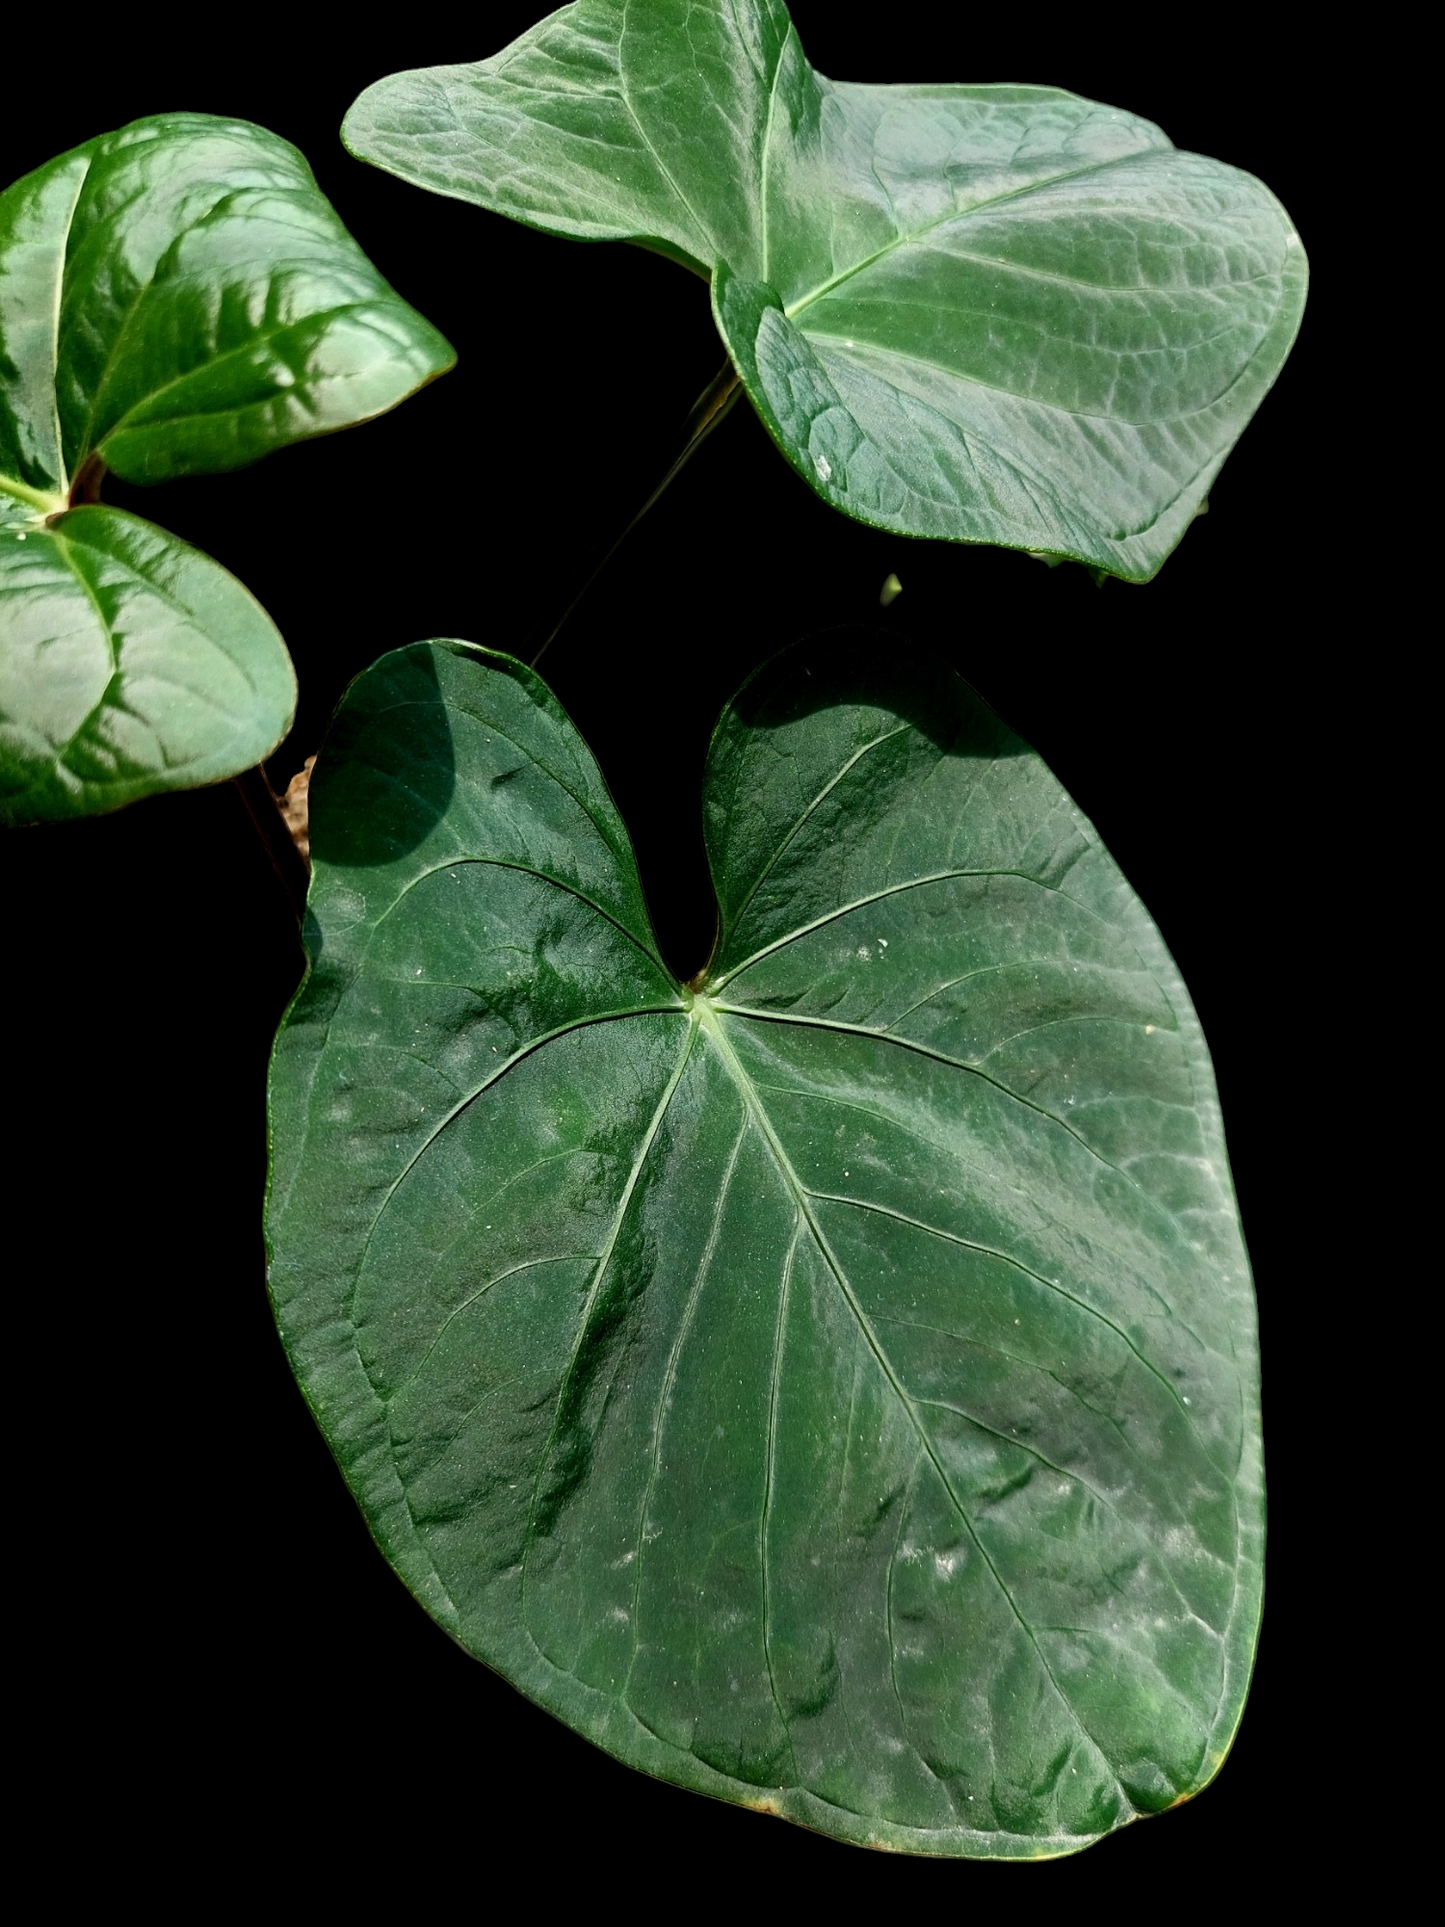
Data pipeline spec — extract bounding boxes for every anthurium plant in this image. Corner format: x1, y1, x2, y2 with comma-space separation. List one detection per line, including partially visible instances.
0, 115, 452, 825
2, 1, 1307, 1870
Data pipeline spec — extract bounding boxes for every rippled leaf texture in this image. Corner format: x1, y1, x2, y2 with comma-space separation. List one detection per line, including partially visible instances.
0, 115, 454, 824
267, 637, 1262, 1859
345, 0, 1305, 580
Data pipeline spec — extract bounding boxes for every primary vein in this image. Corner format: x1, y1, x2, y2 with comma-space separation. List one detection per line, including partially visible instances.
696, 998, 1123, 1793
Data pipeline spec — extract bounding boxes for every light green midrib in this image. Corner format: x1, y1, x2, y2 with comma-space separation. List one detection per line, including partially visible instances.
90, 298, 405, 451
616, 1111, 752, 1719
691, 993, 1126, 1805
3, 147, 92, 502
0, 471, 66, 516
710, 863, 1114, 990
778, 146, 1169, 324
518, 1017, 702, 1643
704, 994, 1228, 1406
338, 997, 685, 1338
617, 0, 713, 257
718, 722, 911, 947
39, 523, 119, 779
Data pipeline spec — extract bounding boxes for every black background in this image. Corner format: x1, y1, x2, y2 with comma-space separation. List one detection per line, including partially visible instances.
6, 8, 1321, 1890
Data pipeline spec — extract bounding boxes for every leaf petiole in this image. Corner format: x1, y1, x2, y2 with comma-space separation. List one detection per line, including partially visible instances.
233, 766, 310, 924
530, 360, 740, 667
69, 456, 106, 508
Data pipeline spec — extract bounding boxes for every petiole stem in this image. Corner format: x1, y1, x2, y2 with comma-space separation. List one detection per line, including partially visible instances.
233, 765, 309, 925
530, 360, 741, 668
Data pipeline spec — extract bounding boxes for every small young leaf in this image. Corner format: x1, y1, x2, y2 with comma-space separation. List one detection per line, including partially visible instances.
0, 115, 455, 825
0, 508, 296, 822
267, 636, 1262, 1859
344, 0, 1306, 580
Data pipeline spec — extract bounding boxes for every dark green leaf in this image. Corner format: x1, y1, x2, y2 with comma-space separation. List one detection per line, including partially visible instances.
344, 0, 1306, 580
1, 115, 455, 823
267, 637, 1262, 1859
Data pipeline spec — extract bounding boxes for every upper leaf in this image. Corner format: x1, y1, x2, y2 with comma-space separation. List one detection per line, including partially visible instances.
0, 115, 455, 823
267, 636, 1263, 1858
1, 113, 455, 499
344, 0, 1306, 580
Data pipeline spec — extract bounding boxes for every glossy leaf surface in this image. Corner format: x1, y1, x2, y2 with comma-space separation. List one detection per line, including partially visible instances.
0, 508, 295, 821
267, 638, 1262, 1859
345, 0, 1306, 580
0, 115, 454, 823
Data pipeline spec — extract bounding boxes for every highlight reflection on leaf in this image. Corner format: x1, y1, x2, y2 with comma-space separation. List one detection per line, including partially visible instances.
346, 0, 1305, 579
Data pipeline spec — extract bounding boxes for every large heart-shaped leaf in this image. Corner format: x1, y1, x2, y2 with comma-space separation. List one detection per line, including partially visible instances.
267, 637, 1262, 1859
344, 0, 1306, 580
0, 115, 454, 824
